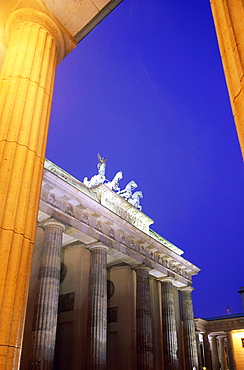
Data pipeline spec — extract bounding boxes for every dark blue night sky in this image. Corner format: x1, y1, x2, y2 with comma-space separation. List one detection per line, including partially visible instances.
46, 0, 244, 318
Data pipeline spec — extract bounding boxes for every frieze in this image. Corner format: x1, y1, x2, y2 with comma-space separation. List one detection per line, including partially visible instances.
95, 220, 102, 232
120, 234, 126, 245
81, 211, 89, 224
108, 228, 115, 239
47, 193, 58, 207
65, 204, 74, 216
92, 185, 154, 234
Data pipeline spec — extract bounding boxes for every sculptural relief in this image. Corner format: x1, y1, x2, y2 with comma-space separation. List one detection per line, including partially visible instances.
83, 154, 107, 188
128, 191, 143, 211
83, 155, 143, 211
105, 171, 123, 191
118, 180, 137, 200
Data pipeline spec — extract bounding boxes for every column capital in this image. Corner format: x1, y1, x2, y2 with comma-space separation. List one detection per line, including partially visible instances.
86, 242, 109, 252
42, 219, 65, 231
208, 334, 218, 339
160, 277, 175, 284
134, 264, 151, 272
181, 286, 194, 292
6, 7, 75, 64
217, 335, 227, 339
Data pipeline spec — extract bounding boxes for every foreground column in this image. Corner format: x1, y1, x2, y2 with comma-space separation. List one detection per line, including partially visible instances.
30, 220, 65, 369
181, 287, 199, 370
136, 266, 153, 370
202, 332, 212, 370
161, 279, 179, 370
86, 243, 108, 370
0, 8, 72, 368
209, 335, 220, 370
217, 335, 227, 370
210, 0, 244, 157
226, 331, 237, 370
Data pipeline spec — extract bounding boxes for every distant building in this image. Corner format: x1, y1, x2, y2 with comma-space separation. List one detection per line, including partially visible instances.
20, 159, 200, 369
195, 290, 244, 370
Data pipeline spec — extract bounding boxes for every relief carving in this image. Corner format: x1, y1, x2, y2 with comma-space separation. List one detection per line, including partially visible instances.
47, 193, 58, 207
65, 204, 74, 216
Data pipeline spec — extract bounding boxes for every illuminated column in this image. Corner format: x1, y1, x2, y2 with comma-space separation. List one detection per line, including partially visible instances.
161, 279, 179, 370
226, 331, 237, 370
217, 335, 227, 370
181, 287, 199, 369
136, 266, 153, 370
86, 243, 109, 370
202, 332, 212, 370
30, 220, 65, 369
209, 335, 220, 370
210, 0, 244, 157
0, 8, 74, 369
196, 331, 203, 370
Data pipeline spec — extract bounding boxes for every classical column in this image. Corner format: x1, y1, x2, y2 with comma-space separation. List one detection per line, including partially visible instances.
202, 332, 212, 370
181, 287, 199, 370
0, 8, 74, 368
136, 266, 153, 370
226, 331, 237, 370
196, 331, 203, 370
217, 335, 227, 370
161, 279, 179, 370
30, 220, 65, 369
209, 335, 220, 370
86, 243, 109, 370
210, 0, 244, 157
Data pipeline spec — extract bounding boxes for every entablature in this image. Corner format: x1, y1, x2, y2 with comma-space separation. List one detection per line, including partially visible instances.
38, 160, 200, 287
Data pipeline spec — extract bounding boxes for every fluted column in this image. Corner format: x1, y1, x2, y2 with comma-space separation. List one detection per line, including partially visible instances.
209, 335, 220, 370
30, 220, 65, 369
161, 279, 179, 370
0, 8, 74, 369
226, 331, 237, 370
210, 0, 244, 157
181, 287, 199, 370
196, 331, 203, 370
217, 335, 227, 370
136, 266, 153, 370
202, 332, 212, 370
86, 243, 109, 370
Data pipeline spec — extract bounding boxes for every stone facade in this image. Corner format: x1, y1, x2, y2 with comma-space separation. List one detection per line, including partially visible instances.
195, 314, 244, 370
20, 160, 200, 370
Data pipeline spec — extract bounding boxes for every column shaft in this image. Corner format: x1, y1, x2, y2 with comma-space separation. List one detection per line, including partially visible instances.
209, 336, 220, 370
210, 0, 244, 157
86, 244, 108, 370
0, 8, 65, 369
217, 336, 227, 370
181, 289, 199, 369
30, 221, 64, 369
226, 331, 237, 370
161, 280, 179, 370
136, 267, 153, 370
196, 332, 203, 370
202, 333, 212, 370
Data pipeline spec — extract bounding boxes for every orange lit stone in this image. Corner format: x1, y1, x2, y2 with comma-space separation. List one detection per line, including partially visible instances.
210, 0, 244, 157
